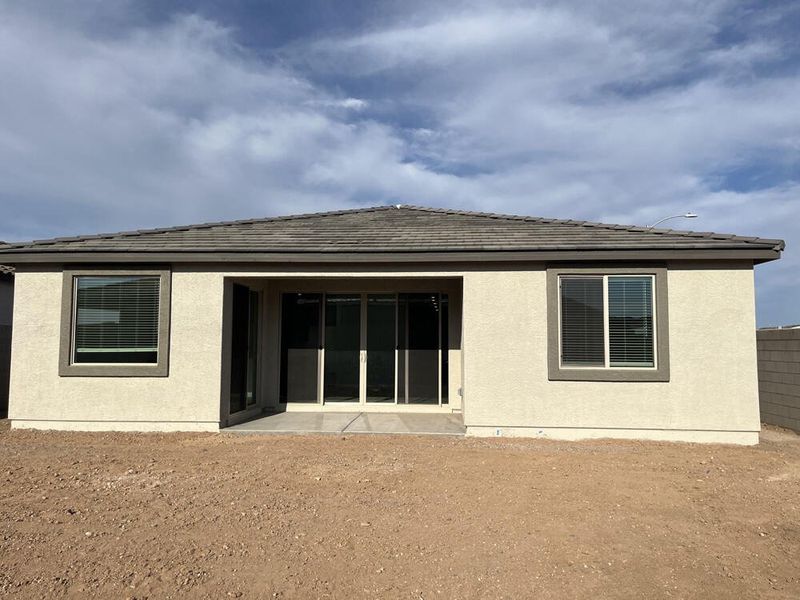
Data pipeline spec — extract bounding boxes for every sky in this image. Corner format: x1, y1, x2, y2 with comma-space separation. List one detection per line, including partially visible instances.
0, 0, 798, 325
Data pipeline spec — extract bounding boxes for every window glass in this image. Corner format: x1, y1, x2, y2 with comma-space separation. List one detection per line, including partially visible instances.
559, 275, 655, 369
560, 277, 605, 366
441, 294, 449, 404
366, 294, 396, 403
230, 284, 259, 414
608, 276, 654, 367
323, 294, 361, 402
73, 276, 160, 364
397, 293, 441, 404
279, 293, 321, 403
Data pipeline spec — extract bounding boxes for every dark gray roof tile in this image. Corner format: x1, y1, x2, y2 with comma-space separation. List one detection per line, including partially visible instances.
0, 205, 785, 256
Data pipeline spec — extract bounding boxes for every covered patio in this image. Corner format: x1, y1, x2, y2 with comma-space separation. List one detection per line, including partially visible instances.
222, 275, 464, 428
224, 411, 466, 435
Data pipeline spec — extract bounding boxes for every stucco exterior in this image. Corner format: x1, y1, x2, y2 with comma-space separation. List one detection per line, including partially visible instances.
8, 261, 761, 444
9, 266, 464, 431
462, 261, 760, 444
10, 268, 224, 431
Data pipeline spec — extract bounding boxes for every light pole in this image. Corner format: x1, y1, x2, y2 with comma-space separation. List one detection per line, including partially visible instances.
648, 212, 698, 229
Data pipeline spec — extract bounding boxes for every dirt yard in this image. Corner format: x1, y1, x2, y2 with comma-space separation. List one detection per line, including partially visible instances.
1, 422, 798, 599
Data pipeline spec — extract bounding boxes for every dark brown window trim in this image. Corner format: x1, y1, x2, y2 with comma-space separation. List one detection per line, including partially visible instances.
547, 265, 670, 382
59, 267, 171, 377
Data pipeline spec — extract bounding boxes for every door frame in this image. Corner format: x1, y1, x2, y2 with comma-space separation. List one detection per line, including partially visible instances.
222, 280, 265, 427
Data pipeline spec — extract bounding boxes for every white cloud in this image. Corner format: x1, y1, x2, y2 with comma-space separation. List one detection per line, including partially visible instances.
339, 98, 368, 110
0, 9, 422, 235
0, 1, 797, 324
294, 1, 799, 323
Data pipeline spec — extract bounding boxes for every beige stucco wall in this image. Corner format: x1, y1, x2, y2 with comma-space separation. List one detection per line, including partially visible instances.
9, 267, 464, 431
8, 261, 762, 443
461, 261, 760, 444
9, 268, 225, 431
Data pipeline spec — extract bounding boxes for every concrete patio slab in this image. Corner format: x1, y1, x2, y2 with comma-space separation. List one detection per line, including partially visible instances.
225, 412, 465, 436
228, 412, 360, 433
345, 413, 465, 435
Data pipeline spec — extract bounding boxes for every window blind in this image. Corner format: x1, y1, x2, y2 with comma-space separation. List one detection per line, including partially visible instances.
73, 276, 160, 364
608, 276, 654, 367
560, 277, 605, 366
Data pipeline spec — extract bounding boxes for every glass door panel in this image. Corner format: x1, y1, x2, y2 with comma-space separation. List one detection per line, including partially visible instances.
441, 294, 449, 405
280, 293, 321, 403
366, 294, 396, 403
324, 294, 361, 402
230, 284, 259, 414
398, 293, 440, 404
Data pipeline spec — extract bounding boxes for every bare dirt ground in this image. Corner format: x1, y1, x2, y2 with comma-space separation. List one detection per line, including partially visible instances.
1, 421, 798, 599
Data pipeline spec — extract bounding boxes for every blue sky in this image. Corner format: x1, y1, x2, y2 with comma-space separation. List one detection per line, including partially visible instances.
0, 0, 798, 325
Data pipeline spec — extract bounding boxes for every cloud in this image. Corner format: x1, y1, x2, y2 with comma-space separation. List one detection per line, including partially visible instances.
294, 1, 799, 323
0, 1, 797, 324
0, 8, 428, 239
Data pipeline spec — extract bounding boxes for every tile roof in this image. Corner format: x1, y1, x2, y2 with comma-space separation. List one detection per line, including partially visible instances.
0, 205, 784, 257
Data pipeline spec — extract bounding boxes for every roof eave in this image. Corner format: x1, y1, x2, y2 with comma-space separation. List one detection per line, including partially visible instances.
0, 247, 782, 265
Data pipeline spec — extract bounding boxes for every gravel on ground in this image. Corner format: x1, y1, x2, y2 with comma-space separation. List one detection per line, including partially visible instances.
0, 420, 798, 599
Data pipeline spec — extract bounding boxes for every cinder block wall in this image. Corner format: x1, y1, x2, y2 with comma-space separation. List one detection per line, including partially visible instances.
757, 328, 800, 433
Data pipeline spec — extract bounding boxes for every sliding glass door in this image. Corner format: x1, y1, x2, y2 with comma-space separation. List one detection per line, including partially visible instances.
397, 293, 441, 405
366, 294, 396, 403
279, 293, 321, 403
230, 284, 259, 415
279, 292, 449, 406
323, 294, 361, 402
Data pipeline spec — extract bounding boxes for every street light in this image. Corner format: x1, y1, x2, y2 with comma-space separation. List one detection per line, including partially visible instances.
648, 212, 698, 229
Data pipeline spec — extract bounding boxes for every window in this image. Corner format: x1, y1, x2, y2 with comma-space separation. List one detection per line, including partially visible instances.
73, 276, 160, 364
560, 277, 605, 366
560, 275, 654, 368
547, 267, 669, 382
608, 276, 655, 367
60, 269, 170, 377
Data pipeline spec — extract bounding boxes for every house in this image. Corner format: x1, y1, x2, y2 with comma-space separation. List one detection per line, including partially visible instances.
0, 206, 784, 443
0, 263, 13, 418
